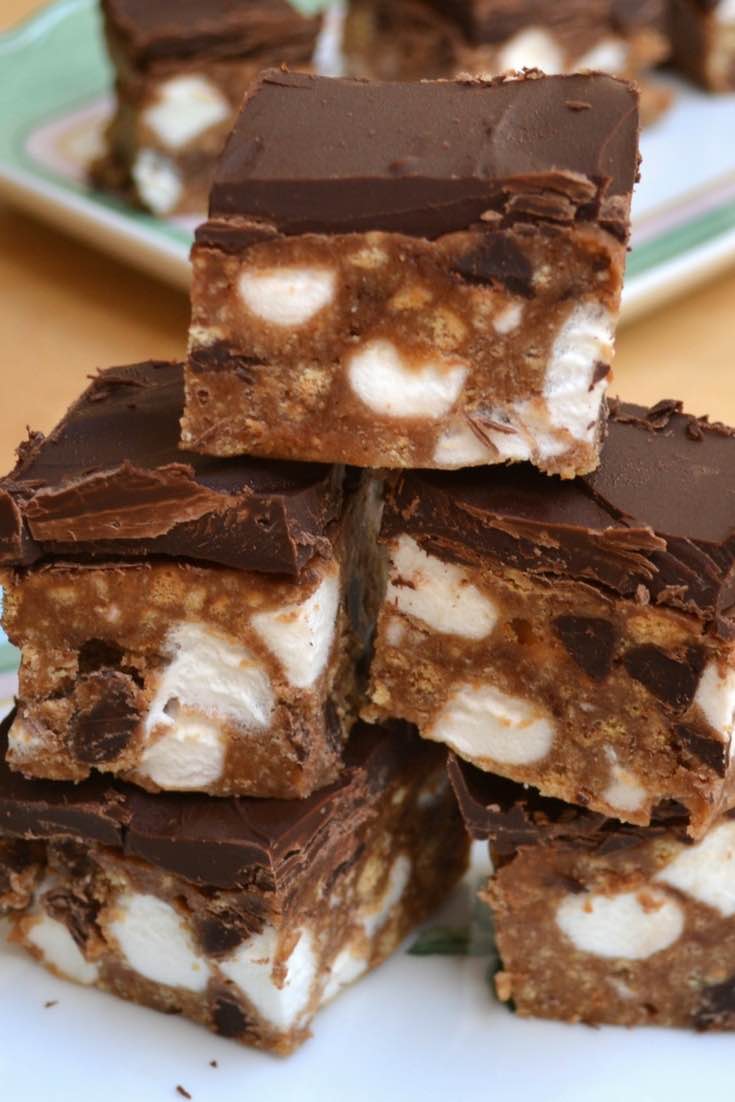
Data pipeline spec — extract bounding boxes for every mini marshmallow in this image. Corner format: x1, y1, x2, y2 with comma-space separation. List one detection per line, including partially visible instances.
387, 535, 498, 640
429, 683, 555, 766
138, 714, 226, 790
575, 38, 629, 73
556, 888, 684, 960
362, 855, 411, 937
251, 570, 339, 689
694, 660, 735, 742
107, 892, 210, 992
321, 946, 368, 1004
26, 912, 99, 986
544, 303, 613, 444
239, 267, 336, 327
497, 28, 564, 75
7, 716, 46, 765
347, 339, 467, 419
493, 302, 525, 335
603, 752, 647, 814
144, 75, 230, 150
657, 821, 735, 917
145, 622, 274, 738
220, 926, 317, 1031
432, 420, 496, 467
131, 150, 183, 216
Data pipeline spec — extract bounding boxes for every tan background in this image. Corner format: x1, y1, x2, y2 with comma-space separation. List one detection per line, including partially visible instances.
1, 0, 733, 472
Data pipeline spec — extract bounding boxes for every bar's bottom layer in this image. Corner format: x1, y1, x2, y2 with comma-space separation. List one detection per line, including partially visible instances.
2, 756, 468, 1053
486, 815, 735, 1030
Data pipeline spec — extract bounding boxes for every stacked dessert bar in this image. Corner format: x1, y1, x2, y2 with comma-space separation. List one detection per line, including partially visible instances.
0, 362, 469, 1052
4, 62, 733, 1047
94, 0, 331, 216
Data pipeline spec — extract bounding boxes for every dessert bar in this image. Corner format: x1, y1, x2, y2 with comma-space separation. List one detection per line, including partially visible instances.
367, 400, 735, 836
185, 70, 639, 476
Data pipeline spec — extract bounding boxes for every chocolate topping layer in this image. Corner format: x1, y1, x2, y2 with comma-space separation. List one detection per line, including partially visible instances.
447, 754, 694, 861
382, 400, 735, 636
200, 69, 639, 243
0, 361, 342, 575
102, 0, 320, 67
0, 714, 431, 891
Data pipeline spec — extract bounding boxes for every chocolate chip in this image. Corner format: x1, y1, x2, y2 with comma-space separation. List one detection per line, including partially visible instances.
674, 723, 728, 777
694, 975, 735, 1030
452, 233, 534, 297
553, 616, 617, 681
622, 645, 706, 710
212, 996, 251, 1039
44, 889, 99, 952
70, 670, 140, 764
196, 915, 247, 957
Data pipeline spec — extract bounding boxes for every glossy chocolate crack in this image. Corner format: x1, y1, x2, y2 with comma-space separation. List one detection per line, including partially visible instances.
0, 361, 343, 575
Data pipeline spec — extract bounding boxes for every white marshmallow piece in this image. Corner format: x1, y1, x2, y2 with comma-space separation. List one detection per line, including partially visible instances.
144, 75, 230, 150
429, 683, 555, 766
26, 913, 99, 986
347, 339, 467, 419
220, 926, 317, 1031
715, 0, 735, 23
131, 150, 183, 216
497, 28, 564, 74
321, 947, 369, 1004
139, 715, 226, 790
694, 660, 735, 746
602, 751, 647, 814
252, 570, 340, 689
362, 855, 412, 937
556, 888, 684, 960
239, 267, 336, 327
493, 302, 525, 335
575, 37, 629, 73
139, 622, 274, 789
544, 303, 613, 444
108, 893, 210, 992
387, 535, 498, 640
657, 821, 735, 917
432, 419, 497, 467
6, 716, 46, 765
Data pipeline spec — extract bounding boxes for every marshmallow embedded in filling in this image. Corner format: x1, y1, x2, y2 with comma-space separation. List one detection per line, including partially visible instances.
362, 855, 411, 937
575, 38, 629, 73
26, 912, 99, 985
656, 821, 735, 917
131, 150, 183, 216
497, 28, 564, 75
429, 683, 555, 766
555, 888, 684, 960
386, 535, 498, 640
321, 946, 369, 1004
694, 660, 735, 745
107, 892, 210, 992
239, 267, 336, 327
139, 622, 274, 788
219, 926, 317, 1031
144, 75, 230, 150
544, 303, 613, 444
347, 339, 467, 419
251, 570, 340, 689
